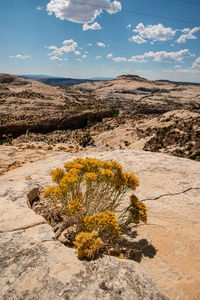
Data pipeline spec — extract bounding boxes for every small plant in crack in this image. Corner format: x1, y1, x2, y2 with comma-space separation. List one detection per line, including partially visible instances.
43, 157, 148, 260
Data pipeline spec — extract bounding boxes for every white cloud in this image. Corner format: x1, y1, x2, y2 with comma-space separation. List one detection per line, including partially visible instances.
149, 49, 193, 62
96, 56, 101, 59
83, 22, 102, 31
10, 54, 31, 59
129, 35, 146, 44
176, 26, 200, 43
50, 56, 62, 61
106, 49, 193, 65
177, 69, 200, 74
163, 68, 200, 74
126, 24, 131, 28
128, 49, 193, 63
97, 42, 106, 47
174, 65, 181, 68
82, 54, 87, 58
112, 56, 127, 62
132, 23, 176, 42
64, 58, 69, 61
182, 28, 190, 33
128, 57, 147, 63
192, 57, 200, 70
47, 39, 80, 58
36, 6, 44, 11
107, 53, 113, 58
76, 58, 82, 62
107, 53, 126, 62
88, 43, 93, 47
47, 0, 122, 23
164, 57, 200, 74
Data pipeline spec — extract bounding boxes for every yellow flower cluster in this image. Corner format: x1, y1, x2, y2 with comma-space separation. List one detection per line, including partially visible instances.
60, 173, 78, 189
74, 231, 103, 259
111, 160, 122, 172
99, 168, 114, 179
51, 157, 139, 191
51, 168, 65, 183
114, 171, 139, 191
84, 172, 97, 182
130, 194, 148, 224
84, 210, 121, 238
64, 162, 84, 172
68, 197, 82, 216
44, 185, 62, 199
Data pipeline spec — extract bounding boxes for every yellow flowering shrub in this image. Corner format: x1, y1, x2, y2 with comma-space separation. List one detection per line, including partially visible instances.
83, 210, 121, 239
74, 231, 103, 259
119, 194, 148, 232
44, 157, 147, 259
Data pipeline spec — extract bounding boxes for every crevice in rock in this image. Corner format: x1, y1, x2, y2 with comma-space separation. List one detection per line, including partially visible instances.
29, 189, 157, 263
1, 220, 46, 233
141, 187, 200, 202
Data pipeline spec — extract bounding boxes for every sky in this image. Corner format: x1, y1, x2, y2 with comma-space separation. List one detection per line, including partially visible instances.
0, 0, 200, 81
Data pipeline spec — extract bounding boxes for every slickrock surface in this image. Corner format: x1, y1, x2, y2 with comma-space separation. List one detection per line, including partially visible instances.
0, 149, 200, 299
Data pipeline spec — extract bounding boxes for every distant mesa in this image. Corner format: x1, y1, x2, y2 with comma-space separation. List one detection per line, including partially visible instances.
117, 74, 148, 82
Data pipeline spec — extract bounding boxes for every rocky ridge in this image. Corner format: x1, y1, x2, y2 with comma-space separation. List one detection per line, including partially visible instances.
1, 73, 200, 161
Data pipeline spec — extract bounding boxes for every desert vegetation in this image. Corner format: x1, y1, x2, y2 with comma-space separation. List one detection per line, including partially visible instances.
34, 157, 149, 260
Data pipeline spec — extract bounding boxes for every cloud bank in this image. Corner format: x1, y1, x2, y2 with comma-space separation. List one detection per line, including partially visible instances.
10, 54, 31, 59
47, 39, 80, 60
131, 23, 176, 43
47, 0, 122, 23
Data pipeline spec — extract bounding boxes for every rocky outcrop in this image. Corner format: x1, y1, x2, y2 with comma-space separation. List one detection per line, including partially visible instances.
1, 149, 200, 299
0, 74, 16, 84
1, 226, 168, 300
0, 109, 113, 138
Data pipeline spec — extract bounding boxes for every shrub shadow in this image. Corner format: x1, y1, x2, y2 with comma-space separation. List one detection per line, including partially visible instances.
120, 232, 157, 263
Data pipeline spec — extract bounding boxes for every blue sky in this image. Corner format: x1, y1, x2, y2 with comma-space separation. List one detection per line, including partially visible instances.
0, 0, 200, 81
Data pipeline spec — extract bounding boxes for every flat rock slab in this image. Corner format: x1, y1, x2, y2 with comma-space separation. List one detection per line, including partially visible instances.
0, 223, 168, 300
1, 150, 200, 299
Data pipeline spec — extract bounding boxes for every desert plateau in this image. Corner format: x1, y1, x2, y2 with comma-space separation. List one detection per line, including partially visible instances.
0, 73, 200, 174
0, 72, 200, 300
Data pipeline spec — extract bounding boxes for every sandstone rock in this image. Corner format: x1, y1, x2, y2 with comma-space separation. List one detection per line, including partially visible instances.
0, 150, 199, 299
58, 226, 77, 245
0, 225, 168, 300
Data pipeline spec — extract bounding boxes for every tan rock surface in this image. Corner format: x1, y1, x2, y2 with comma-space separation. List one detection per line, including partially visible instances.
1, 150, 200, 299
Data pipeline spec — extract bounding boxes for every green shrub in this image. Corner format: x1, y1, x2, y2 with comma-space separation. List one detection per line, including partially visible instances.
112, 107, 119, 117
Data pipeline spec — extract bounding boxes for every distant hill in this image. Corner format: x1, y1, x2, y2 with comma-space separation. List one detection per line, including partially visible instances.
15, 75, 113, 87
36, 77, 96, 86
91, 77, 114, 81
15, 74, 59, 79
15, 75, 96, 87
